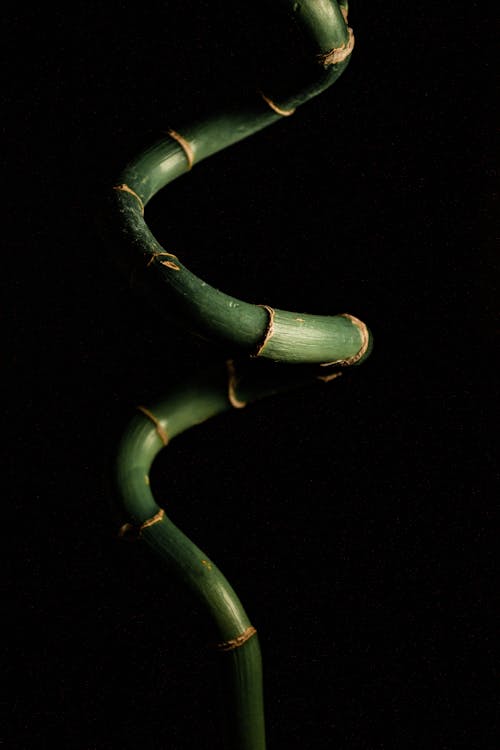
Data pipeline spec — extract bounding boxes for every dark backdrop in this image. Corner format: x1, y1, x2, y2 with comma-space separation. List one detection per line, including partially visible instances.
6, 2, 495, 748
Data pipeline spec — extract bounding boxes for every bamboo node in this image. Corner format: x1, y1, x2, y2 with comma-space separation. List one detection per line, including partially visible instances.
160, 260, 181, 271
146, 250, 178, 268
253, 305, 276, 357
141, 508, 165, 530
113, 183, 145, 215
137, 405, 169, 445
167, 128, 195, 170
259, 91, 296, 117
226, 359, 247, 409
317, 26, 355, 66
216, 626, 257, 652
319, 313, 369, 367
118, 508, 165, 540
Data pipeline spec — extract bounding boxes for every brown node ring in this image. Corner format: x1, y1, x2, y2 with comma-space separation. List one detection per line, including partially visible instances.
167, 128, 195, 170
113, 183, 145, 215
146, 250, 179, 268
317, 26, 355, 66
253, 305, 276, 357
216, 626, 257, 652
137, 405, 169, 445
320, 313, 369, 367
118, 508, 166, 540
259, 91, 296, 117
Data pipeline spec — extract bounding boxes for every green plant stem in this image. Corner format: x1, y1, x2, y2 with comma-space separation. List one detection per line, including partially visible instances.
111, 0, 370, 367
115, 361, 336, 750
113, 2, 369, 748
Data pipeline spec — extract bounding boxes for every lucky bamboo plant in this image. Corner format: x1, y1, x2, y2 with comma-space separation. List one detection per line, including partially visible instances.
111, 2, 371, 747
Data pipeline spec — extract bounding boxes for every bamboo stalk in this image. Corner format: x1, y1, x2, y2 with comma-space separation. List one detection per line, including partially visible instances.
111, 0, 370, 368
113, 2, 370, 747
115, 361, 342, 749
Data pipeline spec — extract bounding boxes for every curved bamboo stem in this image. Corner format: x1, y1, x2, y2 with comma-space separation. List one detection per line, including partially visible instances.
113, 2, 370, 747
116, 361, 332, 749
111, 0, 370, 368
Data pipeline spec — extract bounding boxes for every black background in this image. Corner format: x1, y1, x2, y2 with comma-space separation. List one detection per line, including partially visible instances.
5, 2, 496, 748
